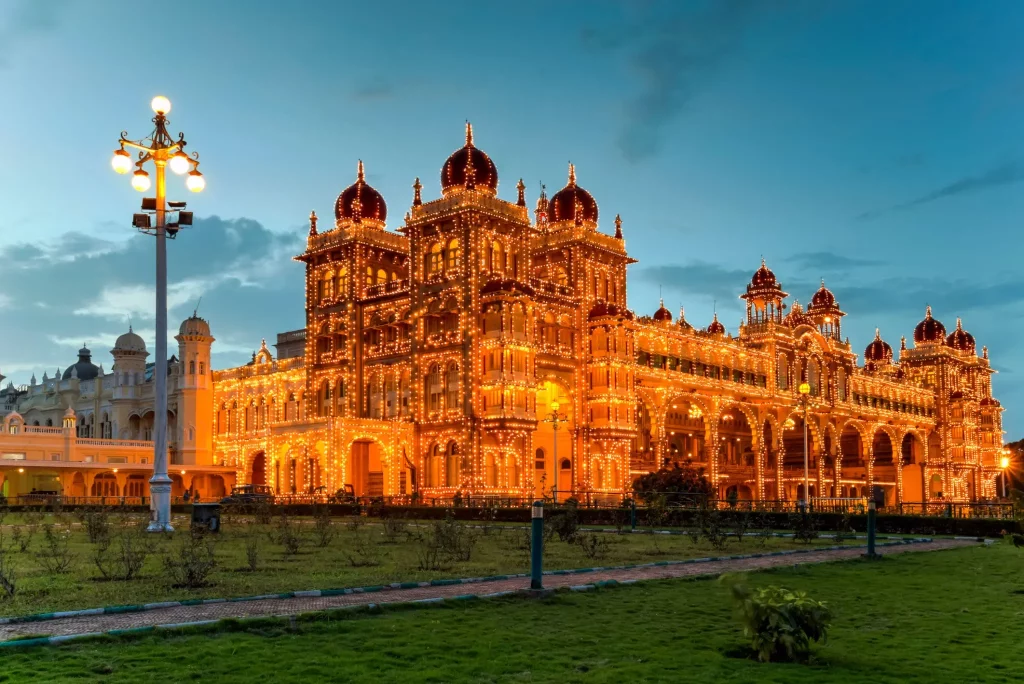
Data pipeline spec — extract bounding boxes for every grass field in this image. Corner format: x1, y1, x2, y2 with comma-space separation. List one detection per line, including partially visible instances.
2, 542, 1019, 683
0, 510, 827, 618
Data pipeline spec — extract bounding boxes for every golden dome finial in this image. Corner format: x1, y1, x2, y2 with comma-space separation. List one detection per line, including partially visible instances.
568, 162, 576, 186
875, 327, 881, 339
308, 210, 318, 236
465, 121, 474, 146
357, 159, 365, 182
516, 178, 526, 207
412, 177, 422, 206
925, 304, 932, 318
614, 214, 623, 239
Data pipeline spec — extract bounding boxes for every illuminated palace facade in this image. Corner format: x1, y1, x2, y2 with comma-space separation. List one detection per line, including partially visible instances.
211, 125, 1006, 504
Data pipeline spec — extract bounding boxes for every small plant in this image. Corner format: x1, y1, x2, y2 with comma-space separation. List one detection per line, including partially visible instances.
93, 526, 152, 581
0, 530, 16, 599
244, 532, 262, 571
433, 512, 478, 562
789, 512, 821, 545
700, 506, 730, 552
78, 506, 111, 544
381, 516, 409, 544
346, 529, 382, 567
731, 512, 751, 543
752, 512, 774, 549
252, 502, 273, 526
163, 531, 217, 588
575, 532, 609, 561
275, 513, 302, 556
345, 516, 365, 533
834, 510, 854, 544
548, 503, 580, 544
37, 523, 76, 575
730, 582, 832, 662
10, 525, 32, 554
312, 505, 335, 548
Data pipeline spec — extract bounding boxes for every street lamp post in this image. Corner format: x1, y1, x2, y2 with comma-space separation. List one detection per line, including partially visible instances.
111, 96, 205, 532
798, 381, 811, 511
544, 400, 567, 502
1000, 452, 1011, 499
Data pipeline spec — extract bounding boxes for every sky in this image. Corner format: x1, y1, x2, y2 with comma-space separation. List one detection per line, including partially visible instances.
1, 0, 1023, 435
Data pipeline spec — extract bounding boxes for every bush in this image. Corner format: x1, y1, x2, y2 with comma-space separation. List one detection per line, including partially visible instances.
789, 513, 821, 544
93, 526, 152, 581
382, 516, 409, 544
547, 504, 580, 543
37, 523, 76, 575
575, 532, 610, 561
346, 529, 382, 567
275, 513, 302, 555
78, 506, 112, 544
163, 531, 217, 588
632, 463, 712, 506
312, 504, 335, 548
244, 531, 262, 571
731, 583, 832, 662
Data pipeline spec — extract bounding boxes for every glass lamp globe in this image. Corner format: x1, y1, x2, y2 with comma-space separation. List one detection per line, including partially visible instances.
131, 169, 151, 192
111, 149, 132, 174
1001, 456, 1011, 469
550, 400, 560, 413
169, 150, 190, 175
798, 382, 811, 395
151, 95, 171, 115
186, 170, 206, 193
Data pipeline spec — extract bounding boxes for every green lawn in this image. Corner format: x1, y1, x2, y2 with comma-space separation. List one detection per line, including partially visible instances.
1, 542, 1019, 683
0, 510, 824, 618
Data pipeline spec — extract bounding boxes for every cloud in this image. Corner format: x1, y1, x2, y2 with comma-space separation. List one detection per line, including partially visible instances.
0, 294, 10, 309
0, 0, 72, 68
585, 1, 791, 162
0, 216, 305, 386
857, 162, 1024, 220
784, 252, 885, 271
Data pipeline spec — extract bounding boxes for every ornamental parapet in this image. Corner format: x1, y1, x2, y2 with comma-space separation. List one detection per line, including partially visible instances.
411, 191, 530, 225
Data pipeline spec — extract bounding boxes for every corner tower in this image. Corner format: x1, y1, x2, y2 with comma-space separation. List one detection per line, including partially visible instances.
176, 313, 215, 466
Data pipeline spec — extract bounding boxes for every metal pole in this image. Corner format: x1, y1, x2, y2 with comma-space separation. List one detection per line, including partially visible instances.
148, 155, 173, 532
530, 500, 544, 589
1002, 470, 1007, 499
552, 418, 558, 503
630, 496, 636, 532
802, 405, 809, 512
866, 499, 877, 557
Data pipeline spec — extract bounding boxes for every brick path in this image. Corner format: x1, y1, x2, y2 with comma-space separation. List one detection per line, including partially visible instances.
0, 538, 974, 641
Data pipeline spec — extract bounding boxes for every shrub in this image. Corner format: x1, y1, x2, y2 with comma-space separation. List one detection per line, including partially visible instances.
547, 504, 580, 544
434, 511, 478, 562
10, 525, 32, 554
37, 523, 76, 575
632, 463, 712, 506
382, 516, 409, 544
93, 526, 152, 581
244, 532, 262, 571
346, 529, 382, 567
0, 531, 16, 599
789, 512, 821, 545
163, 531, 217, 588
312, 505, 335, 548
731, 583, 832, 662
275, 513, 302, 556
575, 532, 609, 561
78, 506, 112, 544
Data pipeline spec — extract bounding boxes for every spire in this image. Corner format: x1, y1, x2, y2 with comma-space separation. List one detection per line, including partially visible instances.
875, 327, 881, 340
535, 182, 548, 225
516, 178, 526, 207
308, 210, 318, 237
983, 345, 989, 359
925, 305, 932, 318
465, 121, 474, 146
567, 162, 576, 186
412, 177, 422, 206
30, 373, 36, 385
956, 317, 963, 330
356, 159, 365, 182
614, 214, 623, 239
900, 335, 907, 351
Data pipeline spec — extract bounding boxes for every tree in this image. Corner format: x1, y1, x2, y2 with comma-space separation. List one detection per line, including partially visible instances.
632, 463, 713, 506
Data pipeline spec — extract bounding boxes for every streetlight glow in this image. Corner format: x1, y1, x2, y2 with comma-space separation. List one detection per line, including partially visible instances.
111, 148, 132, 174
169, 150, 190, 175
151, 95, 171, 115
186, 169, 206, 193
798, 382, 811, 395
131, 168, 151, 192
1001, 456, 1010, 469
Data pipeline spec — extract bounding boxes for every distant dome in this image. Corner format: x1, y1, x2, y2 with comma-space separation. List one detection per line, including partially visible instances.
914, 306, 946, 346
178, 314, 211, 338
706, 313, 725, 335
335, 160, 387, 227
62, 346, 99, 381
652, 300, 672, 323
677, 307, 694, 331
782, 301, 814, 328
548, 163, 598, 225
441, 123, 498, 196
864, 328, 893, 364
945, 318, 976, 354
113, 326, 147, 354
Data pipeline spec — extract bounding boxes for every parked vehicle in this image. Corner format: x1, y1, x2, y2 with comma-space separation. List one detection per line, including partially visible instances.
219, 484, 275, 505
330, 484, 357, 504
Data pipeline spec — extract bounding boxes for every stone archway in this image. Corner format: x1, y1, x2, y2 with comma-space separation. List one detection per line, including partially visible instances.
249, 451, 267, 486
900, 432, 925, 504
349, 439, 386, 498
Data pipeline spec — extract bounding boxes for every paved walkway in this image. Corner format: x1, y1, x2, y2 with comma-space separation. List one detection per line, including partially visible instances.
0, 538, 974, 641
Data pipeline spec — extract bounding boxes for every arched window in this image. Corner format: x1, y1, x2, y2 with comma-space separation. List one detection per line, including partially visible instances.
489, 240, 503, 273
426, 364, 442, 413
189, 360, 195, 375
319, 380, 331, 416
777, 354, 790, 390
446, 238, 460, 271
445, 363, 459, 412
376, 268, 387, 285
428, 243, 444, 275
335, 267, 349, 298
535, 448, 545, 470
837, 368, 847, 402
365, 266, 374, 286
445, 441, 460, 487
554, 265, 568, 287
335, 377, 346, 415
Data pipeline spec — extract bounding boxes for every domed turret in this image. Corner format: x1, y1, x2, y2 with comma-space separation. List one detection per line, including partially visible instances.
945, 317, 976, 354
335, 160, 387, 228
914, 306, 946, 346
548, 163, 598, 226
62, 346, 99, 381
179, 314, 211, 338
652, 299, 672, 323
782, 301, 814, 328
113, 325, 147, 354
677, 307, 694, 331
441, 122, 498, 196
706, 312, 725, 335
864, 328, 893, 366
740, 258, 788, 325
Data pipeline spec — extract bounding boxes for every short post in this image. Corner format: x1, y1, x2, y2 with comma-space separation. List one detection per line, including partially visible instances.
531, 500, 544, 590
630, 497, 637, 532
866, 499, 877, 558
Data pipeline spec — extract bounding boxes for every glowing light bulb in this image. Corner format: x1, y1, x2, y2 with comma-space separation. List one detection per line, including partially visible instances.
131, 169, 151, 192
151, 95, 171, 114
169, 150, 190, 175
186, 170, 205, 193
111, 148, 132, 174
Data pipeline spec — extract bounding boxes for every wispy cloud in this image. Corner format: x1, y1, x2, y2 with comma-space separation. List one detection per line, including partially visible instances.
72, 279, 214, 321
857, 162, 1024, 221
0, 0, 72, 68
784, 252, 885, 271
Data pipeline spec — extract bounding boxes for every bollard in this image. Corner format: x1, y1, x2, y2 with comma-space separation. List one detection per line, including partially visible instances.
531, 500, 544, 590
630, 497, 637, 532
866, 499, 877, 558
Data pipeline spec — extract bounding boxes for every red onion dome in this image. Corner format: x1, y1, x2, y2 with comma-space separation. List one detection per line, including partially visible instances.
949, 390, 964, 400
980, 397, 1001, 407
652, 299, 672, 323
913, 306, 946, 345
864, 328, 893, 364
750, 259, 778, 289
548, 163, 598, 225
945, 317, 976, 354
706, 312, 725, 335
677, 307, 694, 331
782, 301, 815, 328
740, 258, 788, 303
441, 122, 498, 196
335, 160, 387, 227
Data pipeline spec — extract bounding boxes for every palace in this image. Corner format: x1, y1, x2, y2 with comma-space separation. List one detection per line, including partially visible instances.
0, 124, 1007, 504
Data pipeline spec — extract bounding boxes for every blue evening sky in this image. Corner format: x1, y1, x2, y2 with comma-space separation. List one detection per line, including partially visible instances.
1, 0, 1023, 435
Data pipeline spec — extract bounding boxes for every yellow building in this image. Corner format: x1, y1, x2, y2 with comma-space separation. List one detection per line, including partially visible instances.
210, 124, 1006, 505
0, 317, 235, 500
